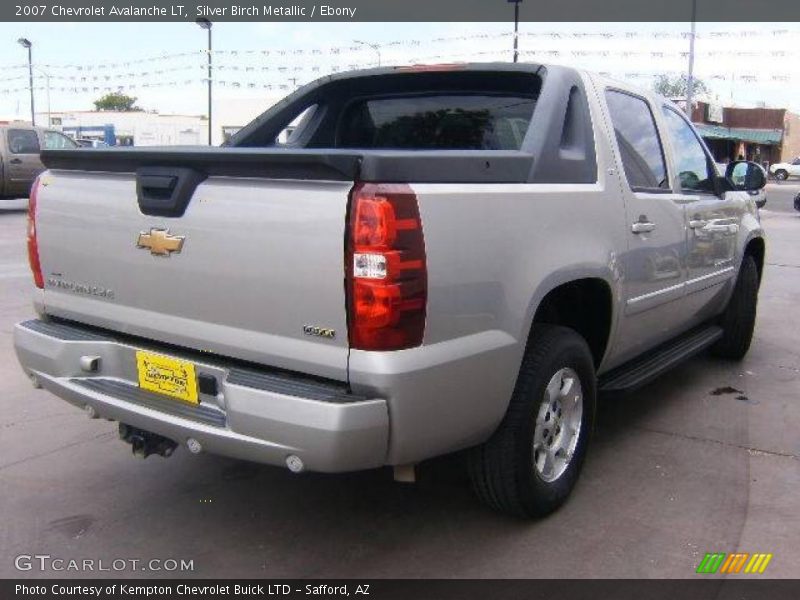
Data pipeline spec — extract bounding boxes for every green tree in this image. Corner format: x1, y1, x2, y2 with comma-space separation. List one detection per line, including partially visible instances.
653, 74, 708, 98
93, 92, 143, 112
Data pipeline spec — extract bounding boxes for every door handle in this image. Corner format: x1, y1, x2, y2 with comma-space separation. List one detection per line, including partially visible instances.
631, 221, 656, 233
710, 223, 739, 234
9, 158, 22, 164
689, 220, 739, 234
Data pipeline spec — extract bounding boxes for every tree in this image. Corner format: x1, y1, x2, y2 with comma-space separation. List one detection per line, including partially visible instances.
652, 74, 708, 98
93, 92, 143, 112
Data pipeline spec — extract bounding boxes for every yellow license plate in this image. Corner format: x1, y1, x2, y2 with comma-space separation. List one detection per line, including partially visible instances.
135, 350, 199, 404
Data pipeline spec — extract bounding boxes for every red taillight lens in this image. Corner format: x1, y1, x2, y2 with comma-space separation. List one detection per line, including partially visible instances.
353, 196, 397, 247
27, 176, 44, 289
346, 183, 426, 351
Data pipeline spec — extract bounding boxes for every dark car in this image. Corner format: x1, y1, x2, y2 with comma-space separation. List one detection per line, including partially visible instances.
794, 192, 800, 213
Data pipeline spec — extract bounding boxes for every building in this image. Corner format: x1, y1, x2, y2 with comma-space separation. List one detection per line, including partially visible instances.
38, 96, 287, 147
690, 101, 800, 167
212, 96, 284, 146
39, 110, 208, 146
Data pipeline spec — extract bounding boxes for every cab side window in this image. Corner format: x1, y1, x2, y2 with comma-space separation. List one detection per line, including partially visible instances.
8, 129, 40, 154
605, 90, 669, 192
662, 108, 715, 193
43, 131, 78, 149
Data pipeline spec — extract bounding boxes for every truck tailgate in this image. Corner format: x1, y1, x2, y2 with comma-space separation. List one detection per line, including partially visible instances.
36, 170, 352, 380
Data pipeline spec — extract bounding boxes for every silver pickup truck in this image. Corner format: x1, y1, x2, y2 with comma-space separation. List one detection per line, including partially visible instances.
14, 64, 766, 517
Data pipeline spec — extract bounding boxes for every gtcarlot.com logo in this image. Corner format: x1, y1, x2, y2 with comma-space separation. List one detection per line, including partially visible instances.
14, 554, 194, 572
696, 552, 773, 574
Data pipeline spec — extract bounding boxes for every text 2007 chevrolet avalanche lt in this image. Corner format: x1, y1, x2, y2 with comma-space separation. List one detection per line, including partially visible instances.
15, 64, 766, 517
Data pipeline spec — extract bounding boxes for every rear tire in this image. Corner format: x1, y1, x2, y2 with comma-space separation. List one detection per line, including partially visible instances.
711, 255, 759, 360
774, 169, 788, 181
468, 324, 596, 518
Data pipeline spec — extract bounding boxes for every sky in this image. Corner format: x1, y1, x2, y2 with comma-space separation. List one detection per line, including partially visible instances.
0, 21, 798, 120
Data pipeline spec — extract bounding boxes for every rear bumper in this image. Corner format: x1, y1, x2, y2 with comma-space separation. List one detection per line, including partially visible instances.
13, 319, 389, 473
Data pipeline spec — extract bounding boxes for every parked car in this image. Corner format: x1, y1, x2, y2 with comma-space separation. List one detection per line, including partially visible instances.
769, 157, 800, 180
0, 125, 77, 198
794, 192, 800, 213
14, 64, 767, 518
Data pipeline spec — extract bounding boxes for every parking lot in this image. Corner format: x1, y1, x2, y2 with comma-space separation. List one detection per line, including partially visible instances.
1, 185, 798, 579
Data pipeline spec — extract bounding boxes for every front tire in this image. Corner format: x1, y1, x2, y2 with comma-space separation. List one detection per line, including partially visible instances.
774, 169, 788, 181
711, 254, 759, 359
468, 324, 596, 518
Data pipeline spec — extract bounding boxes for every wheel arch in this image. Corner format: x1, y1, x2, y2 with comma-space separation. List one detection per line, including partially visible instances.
524, 273, 615, 369
743, 235, 765, 286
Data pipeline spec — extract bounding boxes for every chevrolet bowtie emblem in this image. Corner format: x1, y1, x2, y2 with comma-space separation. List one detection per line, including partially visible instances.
136, 228, 185, 256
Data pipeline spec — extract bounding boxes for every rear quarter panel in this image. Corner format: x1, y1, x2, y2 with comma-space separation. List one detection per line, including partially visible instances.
348, 89, 630, 464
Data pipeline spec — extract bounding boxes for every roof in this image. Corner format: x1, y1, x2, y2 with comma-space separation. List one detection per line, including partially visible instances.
694, 123, 783, 145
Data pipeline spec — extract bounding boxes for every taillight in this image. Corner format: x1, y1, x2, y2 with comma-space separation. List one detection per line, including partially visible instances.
27, 176, 44, 289
346, 183, 426, 350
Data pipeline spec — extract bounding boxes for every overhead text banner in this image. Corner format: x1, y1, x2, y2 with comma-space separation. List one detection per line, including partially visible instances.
3, 0, 800, 22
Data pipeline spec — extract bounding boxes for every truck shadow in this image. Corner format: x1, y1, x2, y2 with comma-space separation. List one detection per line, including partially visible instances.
83, 354, 749, 578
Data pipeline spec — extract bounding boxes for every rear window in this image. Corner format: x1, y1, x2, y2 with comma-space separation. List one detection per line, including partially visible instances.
337, 94, 535, 150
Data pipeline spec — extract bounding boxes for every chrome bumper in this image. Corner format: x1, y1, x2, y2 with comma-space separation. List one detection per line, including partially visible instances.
14, 319, 389, 473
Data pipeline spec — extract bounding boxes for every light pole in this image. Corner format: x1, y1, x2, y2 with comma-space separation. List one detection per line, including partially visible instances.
685, 0, 697, 118
17, 38, 35, 125
508, 0, 523, 63
354, 40, 381, 67
196, 18, 213, 145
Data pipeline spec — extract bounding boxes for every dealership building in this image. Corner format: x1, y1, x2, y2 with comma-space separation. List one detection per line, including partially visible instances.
36, 96, 284, 147
36, 110, 209, 146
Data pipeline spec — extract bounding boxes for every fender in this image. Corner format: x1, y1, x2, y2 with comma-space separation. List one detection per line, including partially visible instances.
738, 212, 765, 264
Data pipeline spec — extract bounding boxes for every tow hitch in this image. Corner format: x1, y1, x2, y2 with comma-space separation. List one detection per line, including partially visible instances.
119, 423, 178, 459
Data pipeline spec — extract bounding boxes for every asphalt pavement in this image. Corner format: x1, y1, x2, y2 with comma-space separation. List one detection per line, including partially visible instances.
0, 198, 798, 579
762, 182, 800, 214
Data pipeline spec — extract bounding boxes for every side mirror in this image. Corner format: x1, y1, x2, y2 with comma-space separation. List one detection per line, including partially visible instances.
726, 160, 766, 192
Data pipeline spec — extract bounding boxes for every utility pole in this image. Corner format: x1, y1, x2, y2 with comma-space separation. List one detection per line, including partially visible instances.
685, 0, 697, 119
196, 18, 213, 145
17, 38, 35, 125
508, 0, 523, 63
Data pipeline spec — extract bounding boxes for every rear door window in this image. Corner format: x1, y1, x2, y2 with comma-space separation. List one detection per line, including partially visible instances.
8, 129, 41, 154
43, 131, 78, 149
337, 94, 535, 150
605, 90, 669, 192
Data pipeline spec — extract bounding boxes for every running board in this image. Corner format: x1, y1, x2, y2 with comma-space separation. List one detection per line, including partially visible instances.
599, 325, 723, 394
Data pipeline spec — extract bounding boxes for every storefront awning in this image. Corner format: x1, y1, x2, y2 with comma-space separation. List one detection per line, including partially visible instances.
694, 124, 783, 145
